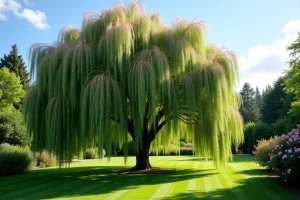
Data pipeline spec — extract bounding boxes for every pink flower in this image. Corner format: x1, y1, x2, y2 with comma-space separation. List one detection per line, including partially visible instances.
289, 138, 293, 142
278, 151, 282, 155
287, 169, 291, 173
288, 149, 293, 153
282, 155, 287, 159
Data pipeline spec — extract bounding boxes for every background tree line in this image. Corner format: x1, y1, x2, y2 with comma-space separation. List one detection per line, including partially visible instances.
0, 44, 30, 147
240, 33, 300, 154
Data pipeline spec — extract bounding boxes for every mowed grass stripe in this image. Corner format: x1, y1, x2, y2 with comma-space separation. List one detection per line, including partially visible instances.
48, 157, 170, 200
51, 174, 140, 200
0, 155, 298, 200
228, 162, 297, 200
202, 162, 226, 199
149, 157, 190, 199
219, 168, 248, 200
82, 157, 174, 200
19, 159, 133, 200
114, 176, 155, 200
29, 173, 122, 200
164, 159, 194, 198
103, 185, 135, 200
187, 161, 199, 192
181, 161, 199, 199
120, 157, 178, 200
149, 182, 174, 200
216, 171, 245, 200
194, 161, 207, 199
0, 179, 72, 200
227, 163, 272, 199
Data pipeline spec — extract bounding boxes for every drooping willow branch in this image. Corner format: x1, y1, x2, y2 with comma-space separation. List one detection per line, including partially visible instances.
24, 1, 244, 168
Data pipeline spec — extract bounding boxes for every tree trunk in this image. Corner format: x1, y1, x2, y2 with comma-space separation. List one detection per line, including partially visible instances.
133, 135, 153, 170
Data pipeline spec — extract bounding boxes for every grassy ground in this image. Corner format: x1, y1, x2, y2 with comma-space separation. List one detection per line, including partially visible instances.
0, 155, 297, 200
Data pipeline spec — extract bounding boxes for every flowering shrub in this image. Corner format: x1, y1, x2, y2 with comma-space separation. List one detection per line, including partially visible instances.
269, 125, 300, 183
253, 136, 279, 168
180, 147, 193, 155
35, 150, 56, 167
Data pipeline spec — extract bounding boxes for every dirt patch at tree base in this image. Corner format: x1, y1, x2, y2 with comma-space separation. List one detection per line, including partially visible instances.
111, 167, 176, 174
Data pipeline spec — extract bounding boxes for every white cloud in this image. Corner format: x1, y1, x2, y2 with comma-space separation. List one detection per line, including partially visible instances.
15, 8, 49, 29
0, 0, 48, 29
0, 0, 21, 19
240, 19, 300, 91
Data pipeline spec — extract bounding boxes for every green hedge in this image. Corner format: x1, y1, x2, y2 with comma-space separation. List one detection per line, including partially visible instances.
84, 148, 106, 159
0, 143, 32, 176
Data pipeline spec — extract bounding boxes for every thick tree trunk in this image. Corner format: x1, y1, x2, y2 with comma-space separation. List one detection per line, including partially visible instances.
133, 135, 153, 170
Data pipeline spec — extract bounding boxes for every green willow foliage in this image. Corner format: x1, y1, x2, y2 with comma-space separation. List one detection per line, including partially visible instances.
24, 2, 243, 168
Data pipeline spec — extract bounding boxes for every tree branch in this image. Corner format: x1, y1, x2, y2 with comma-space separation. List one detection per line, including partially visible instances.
110, 115, 135, 140
128, 118, 135, 140
178, 114, 200, 125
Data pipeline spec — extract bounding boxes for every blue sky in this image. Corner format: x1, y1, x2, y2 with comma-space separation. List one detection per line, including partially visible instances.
1, 0, 300, 90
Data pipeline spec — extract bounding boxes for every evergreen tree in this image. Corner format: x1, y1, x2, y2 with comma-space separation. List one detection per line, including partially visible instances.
24, 2, 243, 170
255, 87, 262, 111
261, 77, 291, 124
240, 83, 260, 123
0, 44, 29, 91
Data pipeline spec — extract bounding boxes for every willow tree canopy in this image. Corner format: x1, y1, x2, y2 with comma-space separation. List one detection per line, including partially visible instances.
24, 2, 243, 169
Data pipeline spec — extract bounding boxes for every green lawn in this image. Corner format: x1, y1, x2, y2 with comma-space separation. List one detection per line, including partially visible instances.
0, 155, 297, 200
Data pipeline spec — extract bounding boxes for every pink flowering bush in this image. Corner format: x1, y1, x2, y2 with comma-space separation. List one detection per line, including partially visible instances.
269, 125, 300, 183
253, 136, 279, 169
180, 147, 193, 155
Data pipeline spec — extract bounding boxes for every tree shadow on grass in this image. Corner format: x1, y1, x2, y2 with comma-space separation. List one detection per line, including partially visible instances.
172, 155, 254, 162
0, 165, 216, 200
164, 169, 299, 200
2, 161, 298, 200
230, 155, 255, 163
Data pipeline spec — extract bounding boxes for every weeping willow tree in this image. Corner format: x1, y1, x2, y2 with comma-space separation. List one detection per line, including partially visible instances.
24, 2, 243, 170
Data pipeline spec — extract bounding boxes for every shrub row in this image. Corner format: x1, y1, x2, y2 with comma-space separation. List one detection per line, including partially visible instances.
0, 143, 32, 176
243, 118, 291, 154
254, 125, 300, 183
84, 148, 106, 159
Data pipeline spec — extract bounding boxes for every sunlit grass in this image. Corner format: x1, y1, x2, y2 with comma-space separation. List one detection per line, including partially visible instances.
0, 155, 297, 200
